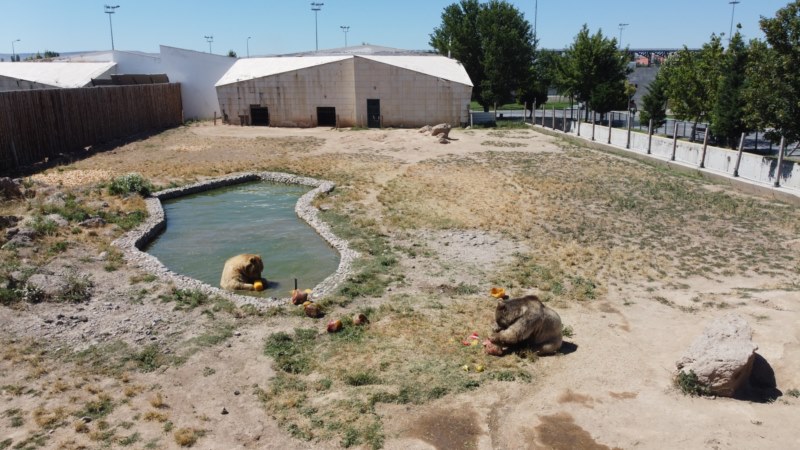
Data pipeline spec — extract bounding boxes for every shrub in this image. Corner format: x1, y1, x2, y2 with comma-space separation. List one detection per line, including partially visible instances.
674, 370, 711, 396
108, 173, 153, 197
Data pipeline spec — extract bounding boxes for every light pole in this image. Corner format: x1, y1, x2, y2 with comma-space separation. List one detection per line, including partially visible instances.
311, 2, 324, 51
340, 26, 350, 48
247, 36, 251, 58
534, 0, 538, 41
618, 23, 628, 48
104, 5, 120, 51
204, 35, 214, 54
11, 39, 20, 62
728, 1, 741, 45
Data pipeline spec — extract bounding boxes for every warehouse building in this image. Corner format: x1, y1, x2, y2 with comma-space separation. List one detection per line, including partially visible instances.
0, 62, 116, 91
214, 46, 473, 128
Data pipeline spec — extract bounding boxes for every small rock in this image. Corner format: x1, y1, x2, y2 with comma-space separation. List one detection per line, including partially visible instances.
221, 408, 229, 415
234, 390, 240, 396
44, 214, 68, 228
81, 416, 92, 423
79, 217, 106, 228
234, 332, 242, 337
0, 178, 23, 200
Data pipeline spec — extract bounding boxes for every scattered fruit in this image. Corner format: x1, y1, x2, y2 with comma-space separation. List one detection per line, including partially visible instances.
489, 287, 506, 299
253, 280, 264, 291
291, 289, 308, 305
353, 313, 369, 325
483, 339, 504, 356
462, 364, 470, 372
327, 319, 343, 333
304, 303, 321, 318
462, 332, 480, 345
474, 364, 485, 373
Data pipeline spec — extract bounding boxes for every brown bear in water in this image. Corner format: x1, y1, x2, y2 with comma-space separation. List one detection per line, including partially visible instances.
486, 295, 563, 356
220, 254, 264, 291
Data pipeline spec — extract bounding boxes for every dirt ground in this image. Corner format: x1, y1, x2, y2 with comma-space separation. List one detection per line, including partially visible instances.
1, 122, 799, 450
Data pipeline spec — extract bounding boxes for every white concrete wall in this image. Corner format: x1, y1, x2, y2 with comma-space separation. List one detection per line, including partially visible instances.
216, 59, 356, 127
352, 57, 471, 127
111, 51, 163, 75
160, 46, 237, 121
573, 121, 800, 192
0, 75, 53, 91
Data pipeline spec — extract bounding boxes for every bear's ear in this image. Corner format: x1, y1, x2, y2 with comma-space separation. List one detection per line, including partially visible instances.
249, 256, 258, 265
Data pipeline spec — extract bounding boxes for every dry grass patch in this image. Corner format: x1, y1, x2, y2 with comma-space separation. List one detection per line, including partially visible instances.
174, 427, 204, 447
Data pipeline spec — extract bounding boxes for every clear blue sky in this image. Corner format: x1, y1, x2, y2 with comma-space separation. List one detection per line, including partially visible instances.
1, 0, 792, 57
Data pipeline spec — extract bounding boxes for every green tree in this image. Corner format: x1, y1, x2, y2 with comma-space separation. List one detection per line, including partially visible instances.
476, 0, 535, 108
742, 0, 800, 145
518, 49, 556, 114
430, 0, 483, 103
227, 50, 237, 58
711, 30, 749, 148
639, 71, 669, 130
554, 25, 629, 120
430, 0, 534, 111
43, 50, 60, 58
661, 34, 724, 141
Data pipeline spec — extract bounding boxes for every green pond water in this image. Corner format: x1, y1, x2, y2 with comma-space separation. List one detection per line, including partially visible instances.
145, 181, 340, 296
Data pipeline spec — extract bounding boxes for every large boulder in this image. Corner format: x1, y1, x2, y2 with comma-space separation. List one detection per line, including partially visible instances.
675, 314, 757, 397
431, 123, 452, 139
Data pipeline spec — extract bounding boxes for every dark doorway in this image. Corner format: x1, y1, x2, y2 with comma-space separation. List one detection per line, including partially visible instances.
317, 107, 336, 127
250, 106, 269, 126
367, 99, 380, 128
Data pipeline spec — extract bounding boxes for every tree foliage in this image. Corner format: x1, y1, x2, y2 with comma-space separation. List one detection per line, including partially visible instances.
660, 34, 724, 140
742, 0, 800, 144
554, 25, 629, 118
639, 70, 668, 130
430, 0, 534, 109
711, 31, 750, 148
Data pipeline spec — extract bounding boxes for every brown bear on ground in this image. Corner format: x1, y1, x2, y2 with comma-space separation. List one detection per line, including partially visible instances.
220, 254, 264, 291
486, 295, 563, 356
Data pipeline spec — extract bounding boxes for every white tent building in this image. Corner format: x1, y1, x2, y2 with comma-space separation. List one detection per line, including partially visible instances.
214, 46, 473, 128
0, 62, 116, 91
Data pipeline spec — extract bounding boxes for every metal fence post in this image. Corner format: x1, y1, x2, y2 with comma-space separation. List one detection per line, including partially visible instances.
607, 115, 612, 144
626, 112, 632, 149
591, 112, 595, 141
647, 119, 653, 154
563, 108, 568, 132
699, 129, 709, 168
733, 132, 745, 177
774, 136, 786, 187
552, 105, 556, 129
671, 124, 678, 161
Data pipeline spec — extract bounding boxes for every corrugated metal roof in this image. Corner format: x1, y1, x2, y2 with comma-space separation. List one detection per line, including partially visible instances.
216, 55, 472, 87
215, 56, 351, 86
0, 62, 116, 88
358, 55, 472, 86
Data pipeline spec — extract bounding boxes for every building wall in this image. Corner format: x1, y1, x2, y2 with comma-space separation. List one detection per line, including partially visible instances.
352, 57, 471, 127
216, 59, 356, 127
160, 46, 237, 121
0, 76, 56, 91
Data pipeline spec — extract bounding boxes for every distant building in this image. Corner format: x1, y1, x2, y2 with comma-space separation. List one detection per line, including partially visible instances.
214, 45, 473, 128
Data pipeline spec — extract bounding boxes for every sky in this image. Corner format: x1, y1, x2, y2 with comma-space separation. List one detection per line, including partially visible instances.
0, 0, 793, 57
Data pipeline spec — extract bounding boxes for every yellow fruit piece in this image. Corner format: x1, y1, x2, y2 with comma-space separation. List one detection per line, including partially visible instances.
253, 281, 264, 291
303, 301, 313, 307
304, 289, 312, 294
461, 365, 469, 372
470, 339, 479, 346
474, 365, 485, 373
489, 287, 505, 299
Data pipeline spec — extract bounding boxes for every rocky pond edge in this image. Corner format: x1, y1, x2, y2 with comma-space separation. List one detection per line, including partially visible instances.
112, 172, 359, 310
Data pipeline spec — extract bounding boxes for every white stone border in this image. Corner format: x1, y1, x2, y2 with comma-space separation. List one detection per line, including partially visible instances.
113, 172, 358, 310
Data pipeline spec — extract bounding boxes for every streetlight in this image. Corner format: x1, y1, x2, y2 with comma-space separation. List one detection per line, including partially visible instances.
311, 2, 324, 52
104, 5, 120, 51
247, 36, 251, 58
534, 0, 538, 41
11, 39, 20, 62
340, 26, 350, 48
618, 23, 629, 48
728, 1, 741, 46
204, 35, 214, 53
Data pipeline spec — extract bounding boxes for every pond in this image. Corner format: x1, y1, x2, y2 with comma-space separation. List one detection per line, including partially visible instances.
145, 181, 340, 296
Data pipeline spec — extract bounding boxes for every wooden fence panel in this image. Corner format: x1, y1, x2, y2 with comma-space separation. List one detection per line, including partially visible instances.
0, 84, 182, 172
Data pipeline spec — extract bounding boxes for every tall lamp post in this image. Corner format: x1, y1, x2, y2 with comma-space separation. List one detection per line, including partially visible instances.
728, 1, 741, 45
340, 26, 350, 48
11, 39, 20, 62
618, 23, 628, 48
104, 5, 120, 51
204, 35, 214, 54
247, 36, 251, 58
534, 0, 538, 41
311, 2, 324, 51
